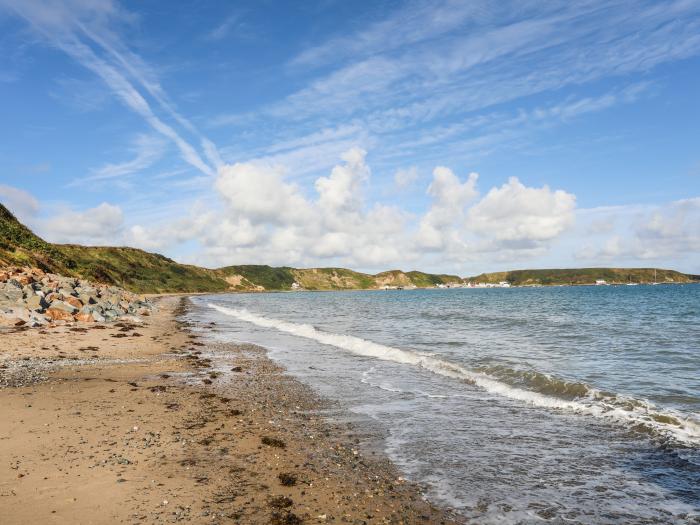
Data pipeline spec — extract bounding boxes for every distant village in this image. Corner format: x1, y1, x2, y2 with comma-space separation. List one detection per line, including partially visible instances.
380, 281, 512, 290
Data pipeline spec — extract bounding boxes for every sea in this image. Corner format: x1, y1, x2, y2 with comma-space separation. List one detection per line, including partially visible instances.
187, 284, 700, 524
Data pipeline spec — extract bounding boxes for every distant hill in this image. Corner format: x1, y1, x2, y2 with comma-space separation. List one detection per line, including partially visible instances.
0, 203, 462, 293
468, 268, 700, 286
216, 265, 461, 291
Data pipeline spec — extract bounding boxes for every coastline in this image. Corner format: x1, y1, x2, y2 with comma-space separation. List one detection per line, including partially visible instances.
0, 295, 460, 524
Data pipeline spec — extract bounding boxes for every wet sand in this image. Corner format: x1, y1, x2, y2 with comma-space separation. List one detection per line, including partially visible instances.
0, 296, 460, 524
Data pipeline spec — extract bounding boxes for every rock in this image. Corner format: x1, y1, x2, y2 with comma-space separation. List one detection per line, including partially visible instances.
0, 316, 25, 327
0, 267, 154, 327
45, 308, 75, 321
25, 294, 47, 311
16, 274, 34, 286
45, 292, 63, 303
58, 287, 76, 298
64, 296, 83, 309
75, 312, 95, 323
1, 284, 22, 302
78, 293, 97, 305
48, 300, 78, 314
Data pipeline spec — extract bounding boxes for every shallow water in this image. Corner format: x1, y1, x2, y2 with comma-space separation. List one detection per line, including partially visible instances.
189, 285, 700, 524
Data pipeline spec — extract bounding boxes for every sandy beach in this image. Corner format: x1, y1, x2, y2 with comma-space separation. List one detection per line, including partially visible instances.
0, 296, 459, 524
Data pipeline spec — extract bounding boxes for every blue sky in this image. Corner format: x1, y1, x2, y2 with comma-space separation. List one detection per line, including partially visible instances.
0, 0, 699, 274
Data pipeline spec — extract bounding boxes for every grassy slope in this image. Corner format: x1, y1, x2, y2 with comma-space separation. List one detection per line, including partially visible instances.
468, 268, 699, 285
218, 265, 296, 291
0, 203, 229, 293
57, 245, 229, 294
0, 204, 73, 273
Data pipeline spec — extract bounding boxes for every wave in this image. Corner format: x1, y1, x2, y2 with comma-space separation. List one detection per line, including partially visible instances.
208, 303, 700, 446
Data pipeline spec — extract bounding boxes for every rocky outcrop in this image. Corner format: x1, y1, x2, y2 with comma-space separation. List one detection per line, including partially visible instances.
0, 267, 153, 328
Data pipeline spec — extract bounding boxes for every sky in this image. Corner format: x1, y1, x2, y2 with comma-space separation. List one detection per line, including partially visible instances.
0, 0, 699, 275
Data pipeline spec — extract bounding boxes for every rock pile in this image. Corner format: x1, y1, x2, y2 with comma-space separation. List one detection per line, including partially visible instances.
0, 267, 153, 327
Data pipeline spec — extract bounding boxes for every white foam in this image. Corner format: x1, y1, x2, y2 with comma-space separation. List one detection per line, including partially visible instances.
208, 303, 700, 445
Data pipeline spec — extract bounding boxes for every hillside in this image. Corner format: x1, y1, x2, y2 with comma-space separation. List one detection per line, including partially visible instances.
216, 265, 462, 291
0, 203, 463, 293
468, 268, 700, 286
0, 203, 229, 294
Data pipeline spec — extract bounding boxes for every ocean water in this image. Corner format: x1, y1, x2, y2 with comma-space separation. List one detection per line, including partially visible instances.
188, 285, 700, 524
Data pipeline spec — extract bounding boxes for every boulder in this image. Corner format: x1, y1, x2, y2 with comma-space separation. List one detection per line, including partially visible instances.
16, 274, 34, 286
64, 296, 83, 309
75, 312, 95, 323
78, 293, 97, 305
1, 283, 23, 302
25, 294, 47, 311
0, 316, 26, 327
2, 307, 30, 323
58, 287, 77, 298
45, 292, 64, 303
48, 300, 78, 314
45, 308, 75, 321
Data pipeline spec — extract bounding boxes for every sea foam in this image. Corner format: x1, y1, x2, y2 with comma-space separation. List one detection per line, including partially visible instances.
208, 303, 700, 446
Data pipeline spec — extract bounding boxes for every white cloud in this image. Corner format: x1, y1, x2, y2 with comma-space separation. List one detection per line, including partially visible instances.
467, 177, 576, 244
0, 184, 40, 223
160, 152, 578, 270
215, 162, 311, 225
315, 147, 369, 215
394, 167, 418, 189
574, 198, 700, 267
417, 167, 478, 250
39, 202, 124, 244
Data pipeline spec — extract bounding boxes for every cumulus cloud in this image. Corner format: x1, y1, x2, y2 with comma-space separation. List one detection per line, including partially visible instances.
117, 149, 583, 270
315, 147, 369, 215
417, 167, 478, 250
467, 177, 576, 245
39, 202, 124, 244
3, 150, 599, 272
0, 184, 40, 223
215, 162, 311, 225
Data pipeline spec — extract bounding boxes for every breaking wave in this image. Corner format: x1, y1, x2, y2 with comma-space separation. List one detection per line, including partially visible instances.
208, 303, 700, 446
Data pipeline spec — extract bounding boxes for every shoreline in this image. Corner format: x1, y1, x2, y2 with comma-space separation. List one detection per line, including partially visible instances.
0, 295, 460, 524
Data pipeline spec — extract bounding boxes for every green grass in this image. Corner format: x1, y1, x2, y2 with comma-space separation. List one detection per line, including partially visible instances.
57, 245, 230, 294
219, 265, 296, 290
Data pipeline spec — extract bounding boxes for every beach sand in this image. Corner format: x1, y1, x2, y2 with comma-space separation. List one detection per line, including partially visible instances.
0, 296, 459, 524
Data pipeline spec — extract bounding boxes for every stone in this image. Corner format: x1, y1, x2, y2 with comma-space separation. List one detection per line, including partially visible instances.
1, 284, 22, 302
25, 294, 47, 311
16, 274, 34, 286
78, 293, 97, 305
45, 308, 75, 321
64, 296, 83, 309
0, 316, 25, 327
47, 300, 78, 314
45, 292, 64, 303
75, 312, 95, 323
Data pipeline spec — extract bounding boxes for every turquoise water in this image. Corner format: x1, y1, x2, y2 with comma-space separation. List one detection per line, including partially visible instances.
190, 285, 700, 524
